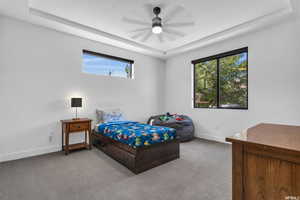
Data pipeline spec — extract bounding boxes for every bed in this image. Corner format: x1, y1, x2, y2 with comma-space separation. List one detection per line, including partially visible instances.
92, 121, 180, 174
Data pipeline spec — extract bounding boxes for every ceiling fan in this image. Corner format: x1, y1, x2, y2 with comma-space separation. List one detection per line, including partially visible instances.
123, 5, 194, 43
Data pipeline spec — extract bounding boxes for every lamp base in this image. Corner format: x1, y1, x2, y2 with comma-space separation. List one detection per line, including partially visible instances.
72, 118, 81, 121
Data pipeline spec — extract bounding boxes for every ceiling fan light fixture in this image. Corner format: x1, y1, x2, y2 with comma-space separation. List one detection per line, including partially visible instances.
152, 25, 162, 34
125, 5, 192, 41
152, 7, 163, 34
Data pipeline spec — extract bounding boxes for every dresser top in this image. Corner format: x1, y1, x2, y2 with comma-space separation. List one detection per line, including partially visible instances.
226, 123, 300, 152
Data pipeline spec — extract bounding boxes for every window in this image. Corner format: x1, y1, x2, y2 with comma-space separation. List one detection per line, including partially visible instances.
82, 50, 134, 79
192, 47, 248, 109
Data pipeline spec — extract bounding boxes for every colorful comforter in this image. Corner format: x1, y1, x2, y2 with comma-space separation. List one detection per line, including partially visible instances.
96, 121, 176, 148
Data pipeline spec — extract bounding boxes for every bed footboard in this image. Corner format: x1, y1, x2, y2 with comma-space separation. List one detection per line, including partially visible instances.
92, 130, 180, 174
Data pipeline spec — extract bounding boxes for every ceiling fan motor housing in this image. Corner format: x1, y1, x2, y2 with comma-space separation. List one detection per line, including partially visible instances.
152, 16, 162, 28
152, 7, 162, 28
152, 7, 162, 34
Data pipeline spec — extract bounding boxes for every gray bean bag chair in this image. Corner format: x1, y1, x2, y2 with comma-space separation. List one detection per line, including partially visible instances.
147, 114, 194, 142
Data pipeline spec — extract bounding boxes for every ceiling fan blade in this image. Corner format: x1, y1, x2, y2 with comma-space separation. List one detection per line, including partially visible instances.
163, 33, 176, 41
131, 32, 146, 40
164, 5, 185, 23
141, 30, 152, 42
164, 22, 195, 28
129, 27, 150, 33
122, 17, 150, 26
164, 28, 185, 37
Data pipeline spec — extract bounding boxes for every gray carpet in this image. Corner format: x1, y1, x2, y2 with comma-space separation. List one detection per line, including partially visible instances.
0, 139, 231, 200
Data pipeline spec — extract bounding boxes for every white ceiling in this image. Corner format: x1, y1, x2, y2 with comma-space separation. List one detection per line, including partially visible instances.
0, 0, 293, 59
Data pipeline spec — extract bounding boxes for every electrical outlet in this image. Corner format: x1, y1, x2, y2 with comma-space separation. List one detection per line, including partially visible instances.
49, 131, 54, 142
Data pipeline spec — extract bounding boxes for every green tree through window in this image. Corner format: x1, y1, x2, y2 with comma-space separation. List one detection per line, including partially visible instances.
194, 60, 217, 108
193, 48, 248, 109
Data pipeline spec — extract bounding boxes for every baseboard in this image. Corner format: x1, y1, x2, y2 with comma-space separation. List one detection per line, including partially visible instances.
0, 134, 228, 163
0, 145, 61, 163
196, 133, 229, 144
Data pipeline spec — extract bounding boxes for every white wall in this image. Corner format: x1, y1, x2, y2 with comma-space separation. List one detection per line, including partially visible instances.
0, 16, 165, 162
164, 1, 300, 142
1, 1, 300, 162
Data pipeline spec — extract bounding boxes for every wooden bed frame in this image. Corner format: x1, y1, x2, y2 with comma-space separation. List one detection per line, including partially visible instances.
92, 130, 180, 174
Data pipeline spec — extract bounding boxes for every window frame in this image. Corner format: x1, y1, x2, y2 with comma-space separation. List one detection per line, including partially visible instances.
192, 47, 248, 110
82, 49, 134, 79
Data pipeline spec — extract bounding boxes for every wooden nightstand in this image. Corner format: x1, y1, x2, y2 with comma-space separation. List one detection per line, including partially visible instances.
61, 118, 92, 155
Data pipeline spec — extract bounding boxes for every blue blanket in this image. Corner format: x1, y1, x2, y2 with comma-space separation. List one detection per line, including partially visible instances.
96, 121, 176, 148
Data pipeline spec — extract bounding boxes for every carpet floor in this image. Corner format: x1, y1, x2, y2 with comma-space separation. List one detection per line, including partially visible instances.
0, 139, 231, 200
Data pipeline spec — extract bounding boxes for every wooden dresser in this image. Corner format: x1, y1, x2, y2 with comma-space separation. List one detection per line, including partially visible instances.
226, 123, 300, 200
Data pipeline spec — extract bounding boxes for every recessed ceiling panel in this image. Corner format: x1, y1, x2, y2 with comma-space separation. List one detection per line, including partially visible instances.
0, 0, 292, 58
28, 0, 291, 51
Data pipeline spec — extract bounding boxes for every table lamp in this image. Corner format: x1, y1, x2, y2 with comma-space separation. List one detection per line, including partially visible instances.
71, 98, 82, 120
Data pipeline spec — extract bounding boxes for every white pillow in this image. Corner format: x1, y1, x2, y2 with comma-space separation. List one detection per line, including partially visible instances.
96, 108, 123, 123
103, 110, 125, 122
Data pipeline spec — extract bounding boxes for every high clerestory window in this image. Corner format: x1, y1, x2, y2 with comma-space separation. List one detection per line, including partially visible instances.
82, 50, 134, 79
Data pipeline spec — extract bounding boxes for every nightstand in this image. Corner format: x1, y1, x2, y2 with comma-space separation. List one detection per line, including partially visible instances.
61, 118, 92, 155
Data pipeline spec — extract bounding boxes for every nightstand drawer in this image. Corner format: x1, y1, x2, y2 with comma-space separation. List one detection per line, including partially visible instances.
69, 122, 89, 132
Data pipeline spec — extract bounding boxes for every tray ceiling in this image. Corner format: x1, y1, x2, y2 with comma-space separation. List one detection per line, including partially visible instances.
0, 0, 293, 59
